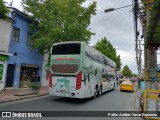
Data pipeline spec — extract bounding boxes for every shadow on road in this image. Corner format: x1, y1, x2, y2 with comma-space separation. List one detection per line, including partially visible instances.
52, 97, 93, 104
51, 89, 116, 104
119, 90, 135, 93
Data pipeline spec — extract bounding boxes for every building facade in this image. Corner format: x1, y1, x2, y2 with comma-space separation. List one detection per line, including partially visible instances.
5, 8, 44, 88
0, 19, 12, 90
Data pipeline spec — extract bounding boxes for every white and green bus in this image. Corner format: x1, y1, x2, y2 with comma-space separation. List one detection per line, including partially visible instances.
49, 41, 117, 98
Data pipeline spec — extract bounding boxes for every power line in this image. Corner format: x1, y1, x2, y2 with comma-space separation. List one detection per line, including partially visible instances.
114, 11, 132, 27
116, 9, 133, 11
96, 8, 132, 14
91, 11, 133, 25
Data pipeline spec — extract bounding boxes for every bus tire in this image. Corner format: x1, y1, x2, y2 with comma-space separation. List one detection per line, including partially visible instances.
98, 85, 102, 97
93, 87, 98, 99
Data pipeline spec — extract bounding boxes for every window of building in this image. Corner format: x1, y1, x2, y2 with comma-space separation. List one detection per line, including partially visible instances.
12, 27, 20, 42
27, 33, 33, 46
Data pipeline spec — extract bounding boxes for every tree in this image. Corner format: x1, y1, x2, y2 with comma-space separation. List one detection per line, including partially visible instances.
115, 55, 121, 71
22, 0, 97, 54
122, 65, 132, 77
93, 37, 122, 70
132, 73, 137, 77
0, 0, 10, 19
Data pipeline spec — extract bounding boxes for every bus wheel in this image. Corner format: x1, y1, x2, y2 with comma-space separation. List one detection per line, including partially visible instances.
93, 87, 98, 99
98, 86, 102, 97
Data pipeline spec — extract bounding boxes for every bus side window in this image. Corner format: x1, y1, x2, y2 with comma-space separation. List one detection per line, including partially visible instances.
102, 74, 107, 78
102, 74, 107, 82
103, 56, 108, 65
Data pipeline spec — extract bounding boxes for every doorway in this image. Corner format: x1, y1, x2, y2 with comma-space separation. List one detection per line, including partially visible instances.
6, 64, 15, 87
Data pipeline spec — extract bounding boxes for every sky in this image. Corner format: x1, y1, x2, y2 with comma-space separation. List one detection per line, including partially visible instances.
4, 0, 160, 74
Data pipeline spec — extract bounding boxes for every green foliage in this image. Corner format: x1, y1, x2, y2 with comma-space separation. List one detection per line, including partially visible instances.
93, 37, 122, 70
122, 65, 132, 77
28, 82, 40, 90
0, 0, 10, 19
21, 0, 97, 54
115, 55, 121, 71
132, 73, 137, 77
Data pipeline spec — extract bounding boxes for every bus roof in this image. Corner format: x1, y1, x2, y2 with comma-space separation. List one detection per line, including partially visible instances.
52, 41, 116, 67
85, 43, 116, 67
52, 41, 85, 46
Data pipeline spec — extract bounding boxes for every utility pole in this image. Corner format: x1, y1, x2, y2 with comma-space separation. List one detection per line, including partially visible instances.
132, 0, 142, 75
138, 0, 160, 119
144, 2, 158, 89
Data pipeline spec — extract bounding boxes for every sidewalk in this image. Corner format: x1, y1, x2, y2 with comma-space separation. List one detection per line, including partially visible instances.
0, 86, 49, 104
135, 88, 141, 111
134, 88, 143, 120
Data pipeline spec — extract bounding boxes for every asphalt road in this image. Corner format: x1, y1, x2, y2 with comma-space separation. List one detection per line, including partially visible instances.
0, 86, 137, 120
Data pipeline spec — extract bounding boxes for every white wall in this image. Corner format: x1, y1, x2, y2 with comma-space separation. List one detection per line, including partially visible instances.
0, 19, 12, 90
0, 61, 7, 90
0, 19, 12, 52
41, 54, 49, 86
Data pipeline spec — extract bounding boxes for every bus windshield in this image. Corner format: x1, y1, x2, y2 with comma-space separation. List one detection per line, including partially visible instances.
52, 43, 81, 55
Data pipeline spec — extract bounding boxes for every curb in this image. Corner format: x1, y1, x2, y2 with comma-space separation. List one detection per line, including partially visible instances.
134, 88, 144, 120
134, 88, 138, 120
0, 93, 49, 104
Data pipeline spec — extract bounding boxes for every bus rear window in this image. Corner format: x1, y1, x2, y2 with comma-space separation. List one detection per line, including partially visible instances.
52, 43, 81, 55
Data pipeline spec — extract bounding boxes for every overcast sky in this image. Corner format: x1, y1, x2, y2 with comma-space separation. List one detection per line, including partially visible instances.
5, 0, 159, 74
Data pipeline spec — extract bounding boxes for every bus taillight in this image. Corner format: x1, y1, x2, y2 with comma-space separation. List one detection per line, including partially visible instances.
76, 71, 82, 90
49, 72, 52, 88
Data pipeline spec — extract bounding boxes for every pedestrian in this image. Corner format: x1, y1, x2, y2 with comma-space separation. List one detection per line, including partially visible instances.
36, 75, 40, 84
31, 72, 37, 82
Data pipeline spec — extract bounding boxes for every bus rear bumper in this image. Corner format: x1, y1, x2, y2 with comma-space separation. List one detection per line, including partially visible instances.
49, 87, 53, 95
49, 89, 85, 99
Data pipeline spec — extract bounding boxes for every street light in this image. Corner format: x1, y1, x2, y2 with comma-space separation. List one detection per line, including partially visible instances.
104, 4, 133, 13
104, 8, 115, 13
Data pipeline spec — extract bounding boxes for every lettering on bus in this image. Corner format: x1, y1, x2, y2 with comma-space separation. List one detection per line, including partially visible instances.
57, 79, 70, 83
55, 58, 75, 61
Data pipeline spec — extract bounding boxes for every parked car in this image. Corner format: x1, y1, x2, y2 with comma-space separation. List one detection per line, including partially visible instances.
130, 78, 136, 84
120, 80, 134, 92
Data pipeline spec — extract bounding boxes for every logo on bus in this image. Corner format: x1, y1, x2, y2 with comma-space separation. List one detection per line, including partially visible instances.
57, 78, 70, 90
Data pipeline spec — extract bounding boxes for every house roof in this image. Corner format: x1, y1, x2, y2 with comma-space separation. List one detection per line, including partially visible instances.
7, 7, 32, 23
0, 52, 12, 56
144, 0, 160, 48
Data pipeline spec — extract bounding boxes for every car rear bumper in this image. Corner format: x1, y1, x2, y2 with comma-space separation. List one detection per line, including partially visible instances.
120, 87, 134, 92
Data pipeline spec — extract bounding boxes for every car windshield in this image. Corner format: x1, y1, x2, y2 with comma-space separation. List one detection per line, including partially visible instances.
122, 80, 132, 84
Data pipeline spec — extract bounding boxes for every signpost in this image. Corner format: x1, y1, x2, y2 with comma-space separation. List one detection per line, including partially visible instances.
143, 90, 160, 120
